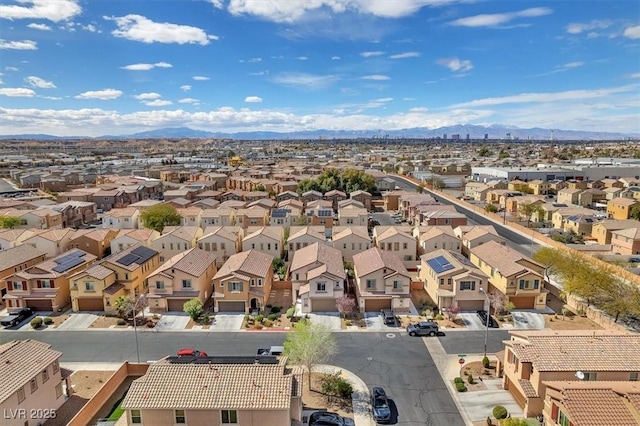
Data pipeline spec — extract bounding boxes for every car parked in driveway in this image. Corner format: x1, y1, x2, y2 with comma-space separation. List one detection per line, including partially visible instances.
177, 348, 208, 357
477, 310, 499, 328
308, 411, 354, 426
1, 307, 34, 327
371, 387, 391, 423
381, 309, 396, 325
406, 321, 439, 336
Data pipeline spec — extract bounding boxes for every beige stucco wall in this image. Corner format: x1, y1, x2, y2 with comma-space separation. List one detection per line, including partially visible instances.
242, 235, 281, 259
332, 234, 370, 262
421, 235, 460, 254
197, 235, 238, 267
71, 273, 115, 311
128, 408, 290, 425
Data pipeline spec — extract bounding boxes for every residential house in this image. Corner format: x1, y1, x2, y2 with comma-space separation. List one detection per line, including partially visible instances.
242, 226, 283, 259
212, 249, 274, 313
337, 198, 365, 210
602, 186, 624, 201
458, 225, 506, 255
305, 201, 334, 228
551, 208, 597, 230
556, 188, 582, 206
469, 241, 547, 310
591, 219, 640, 244
147, 248, 217, 312
527, 180, 549, 196
196, 227, 242, 267
373, 225, 418, 269
270, 208, 296, 226
49, 201, 98, 228
287, 226, 327, 256
352, 247, 412, 312
501, 330, 640, 417
177, 207, 203, 228
337, 205, 368, 227
151, 226, 203, 262
619, 177, 640, 188
563, 214, 598, 236
382, 190, 407, 211
103, 208, 140, 230
350, 190, 372, 211
0, 245, 48, 305
418, 226, 461, 255
301, 190, 323, 205
201, 208, 236, 227
22, 228, 75, 258
611, 227, 640, 255
419, 249, 489, 311
0, 339, 66, 426
191, 198, 220, 209
274, 181, 299, 194
578, 188, 607, 208
331, 226, 371, 262
0, 228, 36, 251
276, 190, 300, 203
110, 229, 160, 254
290, 242, 346, 312
324, 189, 347, 211
607, 197, 640, 220
165, 197, 193, 209
120, 356, 302, 426
69, 264, 116, 311
68, 228, 118, 259
92, 189, 125, 211
465, 182, 490, 201
421, 210, 468, 227
600, 178, 625, 188
246, 198, 276, 212
3, 249, 96, 312
243, 191, 269, 203
234, 207, 269, 229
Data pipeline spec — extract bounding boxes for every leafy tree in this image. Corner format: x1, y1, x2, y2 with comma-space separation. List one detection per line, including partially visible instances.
284, 321, 336, 391
183, 298, 204, 321
600, 276, 640, 323
431, 177, 445, 190
0, 216, 24, 229
293, 215, 309, 226
272, 257, 287, 279
630, 204, 640, 221
296, 168, 376, 195
533, 247, 565, 281
335, 295, 356, 319
254, 184, 266, 192
114, 296, 134, 319
484, 204, 498, 213
140, 204, 181, 233
343, 261, 354, 278
478, 147, 492, 157
517, 202, 544, 227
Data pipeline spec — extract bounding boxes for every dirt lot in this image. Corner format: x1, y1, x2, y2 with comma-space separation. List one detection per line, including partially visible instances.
302, 372, 353, 420
243, 312, 295, 329
543, 314, 602, 330
89, 316, 126, 328
46, 313, 70, 328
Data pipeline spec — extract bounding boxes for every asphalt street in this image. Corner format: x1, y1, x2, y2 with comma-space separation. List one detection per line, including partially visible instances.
0, 330, 464, 425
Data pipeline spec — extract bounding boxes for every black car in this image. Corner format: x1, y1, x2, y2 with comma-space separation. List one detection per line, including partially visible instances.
477, 310, 499, 328
308, 411, 354, 426
1, 307, 34, 327
371, 387, 391, 423
381, 309, 396, 325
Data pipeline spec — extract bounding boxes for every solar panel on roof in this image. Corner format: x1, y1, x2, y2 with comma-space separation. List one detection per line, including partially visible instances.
54, 251, 84, 265
271, 209, 289, 218
52, 257, 85, 273
116, 253, 139, 266
318, 210, 332, 217
426, 255, 455, 274
131, 246, 156, 264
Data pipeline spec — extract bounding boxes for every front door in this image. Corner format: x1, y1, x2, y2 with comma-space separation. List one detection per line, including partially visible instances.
250, 297, 261, 313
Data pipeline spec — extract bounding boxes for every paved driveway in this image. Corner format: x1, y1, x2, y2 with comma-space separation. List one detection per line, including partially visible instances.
57, 313, 99, 330
457, 379, 523, 421
211, 313, 244, 331
511, 310, 545, 330
308, 312, 341, 331
458, 313, 485, 330
364, 312, 402, 331
154, 313, 190, 331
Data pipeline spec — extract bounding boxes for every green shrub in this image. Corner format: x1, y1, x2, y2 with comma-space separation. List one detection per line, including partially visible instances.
502, 419, 528, 426
30, 317, 43, 329
467, 374, 475, 384
183, 298, 204, 320
493, 405, 508, 420
482, 356, 490, 368
244, 314, 250, 321
435, 313, 444, 320
270, 306, 281, 314
454, 377, 464, 384
117, 318, 126, 326
345, 320, 352, 326
321, 373, 353, 398
256, 314, 264, 323
267, 313, 278, 321
455, 382, 467, 392
286, 307, 295, 318
263, 319, 273, 327
43, 317, 53, 325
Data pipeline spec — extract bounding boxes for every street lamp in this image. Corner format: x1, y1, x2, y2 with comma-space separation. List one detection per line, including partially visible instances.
132, 294, 147, 364
479, 287, 490, 359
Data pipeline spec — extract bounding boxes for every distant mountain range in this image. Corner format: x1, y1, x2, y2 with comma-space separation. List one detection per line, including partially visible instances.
1, 124, 638, 141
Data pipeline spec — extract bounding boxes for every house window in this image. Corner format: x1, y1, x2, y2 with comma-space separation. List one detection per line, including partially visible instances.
30, 378, 38, 393
447, 278, 452, 285
175, 409, 186, 424
220, 243, 226, 250
182, 279, 192, 288
17, 387, 25, 403
317, 282, 326, 292
228, 282, 243, 292
85, 282, 94, 291
403, 243, 408, 249
366, 279, 376, 289
41, 280, 53, 288
258, 279, 263, 286
460, 281, 475, 291
393, 280, 402, 289
583, 372, 597, 381
131, 410, 142, 424
53, 360, 59, 374
55, 383, 62, 398
156, 281, 164, 289
42, 368, 49, 383
250, 279, 256, 287
221, 410, 238, 424
439, 278, 445, 286
558, 411, 570, 426
630, 372, 638, 381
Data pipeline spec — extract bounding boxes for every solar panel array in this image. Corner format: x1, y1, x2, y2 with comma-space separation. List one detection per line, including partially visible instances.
271, 209, 290, 218
426, 255, 455, 274
116, 246, 157, 266
52, 251, 86, 273
317, 210, 333, 217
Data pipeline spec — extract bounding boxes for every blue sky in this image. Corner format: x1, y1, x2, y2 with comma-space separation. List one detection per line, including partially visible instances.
0, 0, 639, 136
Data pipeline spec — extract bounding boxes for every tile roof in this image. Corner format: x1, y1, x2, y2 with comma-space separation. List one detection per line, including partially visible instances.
150, 248, 217, 278
0, 340, 62, 403
332, 226, 370, 241
507, 331, 640, 371
104, 207, 138, 218
243, 226, 282, 242
289, 226, 326, 241
122, 362, 298, 410
353, 247, 409, 278
290, 242, 346, 280
25, 228, 73, 242
562, 388, 640, 426
214, 249, 274, 280
612, 227, 640, 239
374, 225, 414, 242
72, 264, 114, 280
420, 226, 457, 241
16, 249, 96, 279
0, 245, 47, 271
470, 240, 540, 277
518, 379, 538, 398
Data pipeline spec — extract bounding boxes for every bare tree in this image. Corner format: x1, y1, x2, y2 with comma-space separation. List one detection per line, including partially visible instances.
446, 302, 460, 321
488, 290, 505, 315
335, 295, 356, 319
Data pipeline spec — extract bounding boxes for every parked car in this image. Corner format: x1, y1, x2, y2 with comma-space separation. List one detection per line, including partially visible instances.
406, 321, 439, 337
371, 387, 391, 423
1, 307, 34, 327
308, 411, 355, 426
476, 310, 499, 328
381, 309, 396, 325
177, 348, 208, 357
257, 345, 284, 356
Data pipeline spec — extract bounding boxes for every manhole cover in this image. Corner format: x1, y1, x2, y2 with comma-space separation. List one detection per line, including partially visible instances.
386, 333, 396, 338
366, 356, 373, 361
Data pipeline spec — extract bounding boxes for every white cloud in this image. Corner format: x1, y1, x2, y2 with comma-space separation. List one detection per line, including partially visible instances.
105, 14, 218, 45
450, 7, 552, 28
562, 61, 584, 68
331, 56, 341, 60
75, 88, 122, 100
271, 72, 339, 89
193, 76, 210, 81
390, 51, 420, 59
121, 62, 173, 71
0, 39, 37, 50
249, 70, 269, 76
403, 97, 416, 101
245, 96, 263, 103
436, 57, 473, 72
180, 85, 192, 91
240, 57, 262, 63
360, 51, 385, 57
0, 0, 81, 23
25, 76, 56, 88
361, 74, 390, 81
179, 98, 199, 104
5, 67, 19, 71
566, 19, 612, 34
0, 88, 36, 97
58, 21, 100, 33
134, 92, 162, 100
629, 73, 640, 79
143, 99, 172, 107
40, 95, 62, 100
297, 56, 309, 61
209, 0, 224, 8
624, 25, 640, 40
27, 23, 51, 31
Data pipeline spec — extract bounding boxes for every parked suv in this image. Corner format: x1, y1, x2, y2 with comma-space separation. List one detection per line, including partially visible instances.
477, 310, 499, 328
406, 321, 439, 337
308, 411, 354, 426
1, 307, 34, 327
381, 309, 396, 325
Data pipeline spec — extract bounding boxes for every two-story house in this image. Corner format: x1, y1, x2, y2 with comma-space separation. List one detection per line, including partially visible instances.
4, 249, 96, 312
419, 249, 489, 311
201, 208, 237, 227
69, 264, 116, 311
212, 249, 274, 313
418, 226, 460, 255
0, 245, 48, 306
331, 226, 371, 262
197, 226, 242, 267
0, 229, 36, 251
501, 330, 640, 418
305, 201, 334, 229
242, 226, 283, 259
337, 205, 368, 227
611, 227, 640, 255
22, 228, 74, 259
234, 207, 269, 229
151, 226, 203, 262
147, 248, 217, 312
324, 189, 347, 211
456, 225, 506, 255
103, 208, 140, 229
287, 226, 327, 256
469, 241, 547, 310
352, 247, 411, 313
110, 229, 160, 254
607, 197, 640, 220
373, 225, 418, 270
68, 228, 118, 259
350, 190, 372, 211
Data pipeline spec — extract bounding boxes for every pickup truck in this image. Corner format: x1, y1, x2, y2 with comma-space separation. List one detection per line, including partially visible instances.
257, 345, 284, 356
1, 307, 34, 327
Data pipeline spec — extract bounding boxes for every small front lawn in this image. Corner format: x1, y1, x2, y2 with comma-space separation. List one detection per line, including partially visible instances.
302, 372, 353, 420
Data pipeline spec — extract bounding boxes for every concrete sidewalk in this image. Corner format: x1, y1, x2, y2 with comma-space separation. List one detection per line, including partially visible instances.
315, 364, 375, 426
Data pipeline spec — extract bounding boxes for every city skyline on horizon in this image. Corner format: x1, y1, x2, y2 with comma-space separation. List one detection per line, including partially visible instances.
0, 0, 639, 137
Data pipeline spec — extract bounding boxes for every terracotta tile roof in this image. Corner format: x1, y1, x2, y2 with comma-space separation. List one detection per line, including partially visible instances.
518, 379, 538, 398
16, 249, 96, 279
463, 226, 501, 242
610, 197, 640, 206
593, 219, 640, 230
122, 362, 297, 410
332, 226, 370, 241
25, 228, 73, 242
199, 227, 237, 242
113, 228, 158, 242
507, 331, 640, 371
201, 208, 235, 218
374, 225, 414, 242
289, 226, 326, 241
72, 264, 114, 280
470, 240, 539, 277
562, 388, 639, 426
612, 227, 640, 239
420, 226, 457, 241
243, 226, 282, 242
104, 207, 138, 218
104, 282, 125, 295
353, 247, 409, 278
0, 245, 47, 271
150, 248, 216, 278
161, 226, 200, 242
0, 339, 62, 403
290, 242, 345, 280
214, 249, 274, 280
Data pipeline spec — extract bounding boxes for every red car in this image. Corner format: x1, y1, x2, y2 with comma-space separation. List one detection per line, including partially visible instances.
177, 348, 208, 357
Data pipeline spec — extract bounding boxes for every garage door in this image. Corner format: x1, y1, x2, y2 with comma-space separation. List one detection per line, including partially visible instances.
509, 296, 535, 309
26, 299, 52, 311
311, 298, 338, 312
457, 300, 485, 311
218, 301, 246, 312
77, 297, 104, 311
167, 299, 187, 311
364, 298, 391, 312
504, 377, 526, 408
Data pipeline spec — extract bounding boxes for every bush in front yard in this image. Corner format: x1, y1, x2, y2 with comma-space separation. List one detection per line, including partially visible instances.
321, 372, 353, 398
30, 317, 43, 329
183, 298, 204, 321
270, 306, 281, 314
43, 317, 53, 325
493, 405, 508, 420
454, 377, 464, 384
482, 356, 490, 368
455, 382, 467, 392
117, 318, 126, 326
256, 314, 264, 323
467, 374, 475, 384
267, 313, 278, 321
286, 307, 295, 318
